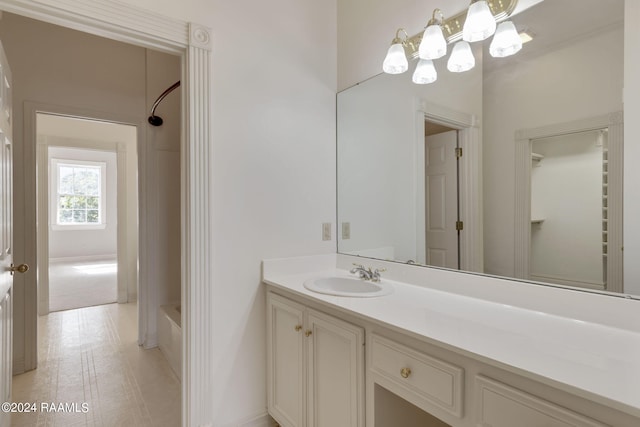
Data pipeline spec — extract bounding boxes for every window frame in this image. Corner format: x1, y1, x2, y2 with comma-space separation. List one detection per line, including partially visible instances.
50, 158, 107, 231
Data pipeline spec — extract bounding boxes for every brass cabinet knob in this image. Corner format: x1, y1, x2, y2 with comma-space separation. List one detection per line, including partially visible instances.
305, 330, 312, 337
9, 263, 29, 275
400, 367, 412, 379
295, 325, 303, 332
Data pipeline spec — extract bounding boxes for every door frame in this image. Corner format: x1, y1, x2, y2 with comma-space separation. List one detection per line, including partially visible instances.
0, 1, 214, 425
514, 112, 624, 293
32, 106, 140, 315
414, 99, 483, 273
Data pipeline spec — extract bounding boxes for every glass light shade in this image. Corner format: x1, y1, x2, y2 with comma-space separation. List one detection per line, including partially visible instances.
418, 25, 447, 60
490, 21, 522, 58
447, 41, 475, 72
462, 0, 497, 42
383, 43, 408, 74
412, 59, 437, 84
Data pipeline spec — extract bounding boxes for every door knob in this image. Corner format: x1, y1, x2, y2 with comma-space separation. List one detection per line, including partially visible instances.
9, 264, 29, 275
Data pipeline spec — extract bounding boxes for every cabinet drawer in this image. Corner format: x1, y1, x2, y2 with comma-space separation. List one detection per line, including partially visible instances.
475, 376, 607, 427
370, 334, 464, 418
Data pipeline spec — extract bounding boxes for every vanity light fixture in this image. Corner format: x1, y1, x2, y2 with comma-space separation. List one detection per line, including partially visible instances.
412, 59, 438, 84
381, 0, 520, 83
382, 28, 411, 74
418, 9, 447, 60
489, 20, 522, 57
462, 0, 497, 42
519, 29, 534, 44
447, 41, 475, 72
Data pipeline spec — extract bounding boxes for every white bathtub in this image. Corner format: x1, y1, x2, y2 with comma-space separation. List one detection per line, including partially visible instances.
158, 304, 181, 381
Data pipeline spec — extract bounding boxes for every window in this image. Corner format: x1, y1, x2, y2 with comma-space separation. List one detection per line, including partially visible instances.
52, 159, 106, 229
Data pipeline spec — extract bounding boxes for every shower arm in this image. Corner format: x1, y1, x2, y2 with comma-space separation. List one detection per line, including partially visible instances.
148, 80, 181, 126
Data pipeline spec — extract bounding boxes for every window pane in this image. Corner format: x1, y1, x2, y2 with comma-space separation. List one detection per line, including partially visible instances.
59, 195, 73, 209
59, 167, 74, 194
87, 210, 99, 223
86, 197, 99, 209
71, 196, 86, 209
74, 168, 100, 196
73, 210, 86, 223
59, 209, 73, 223
56, 162, 104, 226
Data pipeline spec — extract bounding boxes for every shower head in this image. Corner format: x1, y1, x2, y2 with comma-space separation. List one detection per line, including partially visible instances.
148, 80, 180, 127
148, 115, 164, 126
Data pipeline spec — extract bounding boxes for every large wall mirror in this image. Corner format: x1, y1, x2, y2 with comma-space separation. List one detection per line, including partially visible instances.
336, 0, 633, 296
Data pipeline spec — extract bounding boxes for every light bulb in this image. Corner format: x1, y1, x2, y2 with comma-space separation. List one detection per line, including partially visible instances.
447, 41, 475, 73
412, 59, 437, 84
490, 21, 522, 58
382, 43, 408, 74
418, 25, 447, 60
462, 0, 496, 42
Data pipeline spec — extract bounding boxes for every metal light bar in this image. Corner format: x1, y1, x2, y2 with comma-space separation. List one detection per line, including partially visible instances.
404, 0, 518, 59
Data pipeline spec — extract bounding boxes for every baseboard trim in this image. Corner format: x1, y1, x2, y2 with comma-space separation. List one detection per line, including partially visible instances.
143, 332, 158, 349
12, 357, 25, 375
220, 413, 276, 427
50, 254, 117, 263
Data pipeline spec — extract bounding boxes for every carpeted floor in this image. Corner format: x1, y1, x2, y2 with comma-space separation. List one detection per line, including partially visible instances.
49, 259, 118, 312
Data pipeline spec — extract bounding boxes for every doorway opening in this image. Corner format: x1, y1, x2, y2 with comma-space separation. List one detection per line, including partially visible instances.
37, 113, 137, 312
530, 129, 608, 290
514, 113, 623, 292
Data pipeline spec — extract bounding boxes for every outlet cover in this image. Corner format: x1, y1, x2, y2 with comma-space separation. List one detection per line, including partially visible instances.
322, 223, 332, 241
342, 222, 350, 239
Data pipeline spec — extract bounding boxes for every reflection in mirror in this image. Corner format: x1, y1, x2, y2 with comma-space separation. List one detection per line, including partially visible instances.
337, 0, 629, 295
530, 130, 606, 290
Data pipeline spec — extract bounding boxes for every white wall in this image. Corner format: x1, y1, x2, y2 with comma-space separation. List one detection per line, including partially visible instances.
0, 13, 180, 372
482, 27, 623, 278
47, 146, 118, 259
530, 132, 604, 287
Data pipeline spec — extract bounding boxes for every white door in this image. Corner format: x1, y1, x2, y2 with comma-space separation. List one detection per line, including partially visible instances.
1, 40, 26, 427
425, 130, 459, 269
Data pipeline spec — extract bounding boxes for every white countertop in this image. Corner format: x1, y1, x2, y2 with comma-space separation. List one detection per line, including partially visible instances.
263, 254, 640, 418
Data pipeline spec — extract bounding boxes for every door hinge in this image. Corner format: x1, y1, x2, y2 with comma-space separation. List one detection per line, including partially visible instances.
455, 147, 463, 158
456, 221, 464, 231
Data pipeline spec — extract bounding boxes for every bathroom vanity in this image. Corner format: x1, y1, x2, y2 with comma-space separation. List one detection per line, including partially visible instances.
263, 254, 640, 427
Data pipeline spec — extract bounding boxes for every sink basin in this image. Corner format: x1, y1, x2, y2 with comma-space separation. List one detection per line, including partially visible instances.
303, 276, 393, 297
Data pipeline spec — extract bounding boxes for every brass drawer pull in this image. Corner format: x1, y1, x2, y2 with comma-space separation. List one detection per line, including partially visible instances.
295, 325, 303, 332
400, 367, 412, 379
305, 330, 313, 337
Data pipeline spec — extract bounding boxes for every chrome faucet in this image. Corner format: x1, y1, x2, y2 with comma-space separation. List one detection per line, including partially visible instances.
350, 263, 386, 283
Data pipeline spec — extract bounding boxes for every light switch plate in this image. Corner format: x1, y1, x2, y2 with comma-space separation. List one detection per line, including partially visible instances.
322, 223, 332, 241
342, 222, 350, 239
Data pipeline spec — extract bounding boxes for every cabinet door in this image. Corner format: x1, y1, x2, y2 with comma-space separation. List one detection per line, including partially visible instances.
306, 309, 364, 427
267, 293, 306, 427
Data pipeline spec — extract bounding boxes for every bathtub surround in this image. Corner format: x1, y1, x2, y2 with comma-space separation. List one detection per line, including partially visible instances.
158, 303, 182, 381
